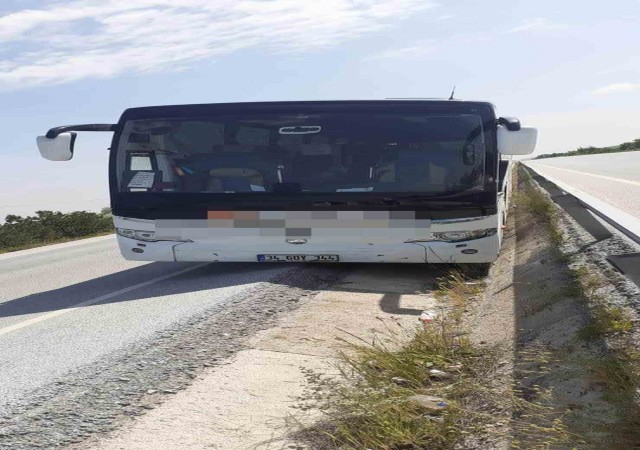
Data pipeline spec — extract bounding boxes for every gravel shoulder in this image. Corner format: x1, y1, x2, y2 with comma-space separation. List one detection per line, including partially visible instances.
0, 266, 341, 449
76, 265, 439, 450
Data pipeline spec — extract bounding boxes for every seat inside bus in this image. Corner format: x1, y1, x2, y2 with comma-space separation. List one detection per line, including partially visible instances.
169, 125, 280, 192
175, 153, 279, 192
289, 135, 336, 184
375, 143, 452, 190
206, 167, 265, 192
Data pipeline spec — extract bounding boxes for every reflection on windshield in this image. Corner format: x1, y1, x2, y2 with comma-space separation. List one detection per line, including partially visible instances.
116, 113, 486, 195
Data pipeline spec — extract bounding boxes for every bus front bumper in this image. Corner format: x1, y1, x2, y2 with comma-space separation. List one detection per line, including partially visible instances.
116, 235, 499, 264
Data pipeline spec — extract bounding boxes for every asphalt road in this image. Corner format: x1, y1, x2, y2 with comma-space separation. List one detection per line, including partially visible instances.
0, 236, 293, 413
524, 151, 640, 220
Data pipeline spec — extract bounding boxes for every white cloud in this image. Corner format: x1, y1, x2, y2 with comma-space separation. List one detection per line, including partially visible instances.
507, 17, 566, 33
365, 41, 435, 60
592, 82, 640, 95
0, 0, 434, 90
437, 14, 455, 20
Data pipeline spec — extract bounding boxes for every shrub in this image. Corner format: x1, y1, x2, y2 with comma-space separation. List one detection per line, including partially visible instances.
535, 138, 640, 159
0, 209, 113, 252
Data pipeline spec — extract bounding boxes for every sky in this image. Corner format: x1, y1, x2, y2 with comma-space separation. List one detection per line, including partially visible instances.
1, 0, 640, 217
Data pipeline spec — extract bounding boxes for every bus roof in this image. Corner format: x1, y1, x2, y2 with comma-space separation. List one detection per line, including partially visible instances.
120, 99, 497, 120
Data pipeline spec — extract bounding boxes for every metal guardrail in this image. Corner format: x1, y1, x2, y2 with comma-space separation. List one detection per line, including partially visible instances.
523, 163, 640, 287
523, 163, 640, 245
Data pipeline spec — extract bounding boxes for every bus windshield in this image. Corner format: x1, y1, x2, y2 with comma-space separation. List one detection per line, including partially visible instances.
116, 113, 486, 196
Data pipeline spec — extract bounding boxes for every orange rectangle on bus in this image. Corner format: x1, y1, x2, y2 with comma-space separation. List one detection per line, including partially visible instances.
207, 211, 235, 219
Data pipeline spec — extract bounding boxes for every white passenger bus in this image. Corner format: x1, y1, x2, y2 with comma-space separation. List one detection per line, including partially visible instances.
37, 100, 536, 263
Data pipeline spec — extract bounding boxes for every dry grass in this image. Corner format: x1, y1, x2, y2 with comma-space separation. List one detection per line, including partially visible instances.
513, 169, 563, 249
567, 262, 639, 438
569, 266, 635, 340
295, 269, 578, 449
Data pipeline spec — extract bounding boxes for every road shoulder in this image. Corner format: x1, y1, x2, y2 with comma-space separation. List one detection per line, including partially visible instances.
81, 266, 437, 450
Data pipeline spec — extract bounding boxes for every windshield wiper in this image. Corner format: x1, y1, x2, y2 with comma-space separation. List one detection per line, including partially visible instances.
306, 200, 350, 207
302, 198, 402, 207
354, 197, 401, 206
394, 187, 483, 201
140, 200, 218, 211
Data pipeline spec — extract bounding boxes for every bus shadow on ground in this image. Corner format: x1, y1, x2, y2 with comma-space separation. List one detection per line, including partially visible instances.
321, 263, 449, 317
379, 293, 424, 316
0, 262, 287, 319
1, 261, 462, 323
511, 208, 621, 447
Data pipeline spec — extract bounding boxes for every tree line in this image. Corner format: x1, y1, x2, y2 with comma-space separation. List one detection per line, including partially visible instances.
535, 138, 640, 159
0, 209, 113, 252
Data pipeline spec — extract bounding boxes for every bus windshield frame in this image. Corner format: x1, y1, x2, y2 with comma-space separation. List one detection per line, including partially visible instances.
109, 101, 499, 220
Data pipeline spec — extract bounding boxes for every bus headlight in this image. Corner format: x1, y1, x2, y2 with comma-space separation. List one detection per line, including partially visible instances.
431, 228, 497, 242
116, 228, 158, 242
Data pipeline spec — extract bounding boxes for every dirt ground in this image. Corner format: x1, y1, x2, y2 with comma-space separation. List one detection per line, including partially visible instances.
79, 265, 440, 450
472, 192, 620, 448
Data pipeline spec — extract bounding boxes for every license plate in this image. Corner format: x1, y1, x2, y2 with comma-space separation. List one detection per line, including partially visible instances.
257, 254, 339, 262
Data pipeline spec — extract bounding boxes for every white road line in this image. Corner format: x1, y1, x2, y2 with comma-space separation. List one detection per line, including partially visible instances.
0, 263, 209, 337
525, 165, 640, 242
530, 164, 640, 187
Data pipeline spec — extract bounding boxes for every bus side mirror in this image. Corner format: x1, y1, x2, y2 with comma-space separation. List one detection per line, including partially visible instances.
497, 125, 537, 155
37, 132, 77, 161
